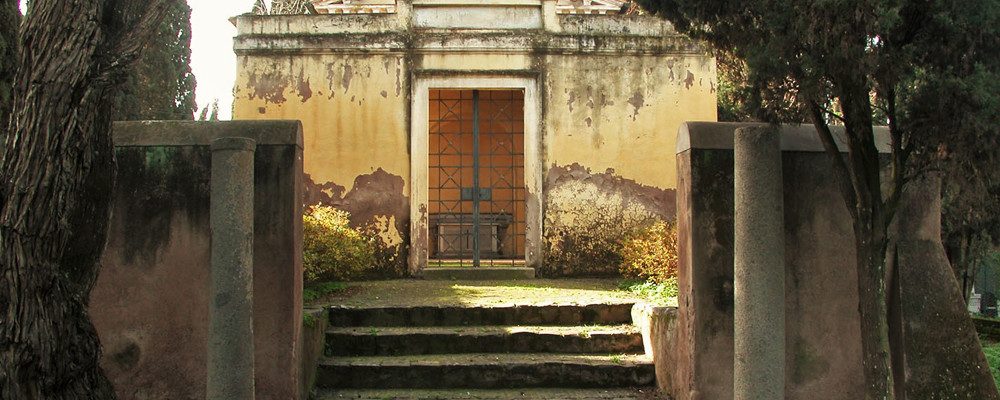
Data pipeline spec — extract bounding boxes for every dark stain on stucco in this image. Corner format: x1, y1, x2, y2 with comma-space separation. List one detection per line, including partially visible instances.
685, 71, 696, 89
304, 169, 410, 278
110, 341, 141, 370
341, 64, 354, 93
115, 147, 211, 267
541, 163, 677, 278
297, 76, 313, 102
247, 71, 288, 104
627, 92, 645, 120
548, 163, 677, 219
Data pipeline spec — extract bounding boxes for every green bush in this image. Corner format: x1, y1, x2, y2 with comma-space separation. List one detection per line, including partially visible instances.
303, 206, 375, 283
619, 221, 679, 283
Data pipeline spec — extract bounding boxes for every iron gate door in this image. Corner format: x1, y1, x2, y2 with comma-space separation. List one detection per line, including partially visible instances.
428, 89, 526, 268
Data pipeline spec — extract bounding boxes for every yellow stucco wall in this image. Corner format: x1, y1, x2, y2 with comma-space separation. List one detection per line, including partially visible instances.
232, 14, 719, 276
234, 53, 409, 194
544, 54, 718, 189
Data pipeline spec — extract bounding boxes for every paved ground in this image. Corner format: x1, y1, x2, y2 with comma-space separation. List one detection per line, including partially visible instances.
317, 279, 643, 308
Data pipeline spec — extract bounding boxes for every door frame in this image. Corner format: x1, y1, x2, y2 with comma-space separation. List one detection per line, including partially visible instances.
409, 75, 543, 275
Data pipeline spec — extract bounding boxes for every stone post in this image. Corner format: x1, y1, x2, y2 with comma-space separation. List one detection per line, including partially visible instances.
207, 137, 256, 400
733, 126, 785, 399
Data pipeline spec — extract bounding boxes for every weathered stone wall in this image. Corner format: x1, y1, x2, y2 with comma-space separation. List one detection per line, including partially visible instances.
673, 122, 881, 400
672, 122, 998, 399
90, 121, 306, 400
232, 2, 717, 276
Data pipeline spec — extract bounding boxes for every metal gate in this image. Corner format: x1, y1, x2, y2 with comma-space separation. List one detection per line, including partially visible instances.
428, 89, 526, 268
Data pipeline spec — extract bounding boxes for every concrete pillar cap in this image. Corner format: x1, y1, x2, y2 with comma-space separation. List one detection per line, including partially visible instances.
212, 137, 257, 152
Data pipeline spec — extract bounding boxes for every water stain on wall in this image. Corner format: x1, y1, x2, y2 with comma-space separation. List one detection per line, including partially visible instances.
305, 169, 410, 278
247, 70, 289, 104
115, 147, 211, 267
542, 163, 677, 277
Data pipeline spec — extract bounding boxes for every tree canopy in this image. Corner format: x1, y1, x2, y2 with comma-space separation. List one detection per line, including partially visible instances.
636, 0, 1000, 398
115, 0, 196, 121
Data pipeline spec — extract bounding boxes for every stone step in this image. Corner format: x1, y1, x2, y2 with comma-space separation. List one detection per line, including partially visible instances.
316, 353, 655, 389
327, 303, 635, 327
325, 325, 644, 356
315, 388, 667, 399
422, 267, 536, 280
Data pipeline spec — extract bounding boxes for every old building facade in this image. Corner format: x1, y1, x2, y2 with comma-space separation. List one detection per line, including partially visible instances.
232, 0, 718, 277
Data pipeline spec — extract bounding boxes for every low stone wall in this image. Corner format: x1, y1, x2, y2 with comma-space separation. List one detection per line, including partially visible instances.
672, 122, 997, 399
89, 121, 305, 400
300, 308, 330, 398
631, 303, 678, 393
674, 122, 872, 400
974, 317, 1000, 341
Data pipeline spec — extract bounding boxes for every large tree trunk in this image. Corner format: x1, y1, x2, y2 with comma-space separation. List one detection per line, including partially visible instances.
836, 79, 896, 400
855, 209, 894, 400
0, 0, 17, 134
0, 1, 169, 398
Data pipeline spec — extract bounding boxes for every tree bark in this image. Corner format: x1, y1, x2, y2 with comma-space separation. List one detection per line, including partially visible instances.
0, 1, 170, 398
0, 0, 17, 136
836, 78, 896, 400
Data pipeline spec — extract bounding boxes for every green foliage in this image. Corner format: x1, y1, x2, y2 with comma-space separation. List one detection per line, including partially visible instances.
303, 206, 376, 283
633, 2, 1000, 395
619, 278, 679, 306
983, 342, 1000, 389
302, 313, 316, 328
620, 221, 679, 284
303, 281, 347, 303
115, 0, 197, 120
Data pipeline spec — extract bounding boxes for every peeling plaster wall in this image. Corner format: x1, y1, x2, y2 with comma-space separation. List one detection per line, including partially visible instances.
544, 53, 717, 190
233, 6, 718, 277
540, 53, 716, 276
234, 53, 411, 276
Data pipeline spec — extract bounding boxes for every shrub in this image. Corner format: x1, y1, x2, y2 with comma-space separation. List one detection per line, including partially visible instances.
303, 206, 375, 283
619, 278, 679, 305
619, 221, 679, 283
303, 281, 348, 303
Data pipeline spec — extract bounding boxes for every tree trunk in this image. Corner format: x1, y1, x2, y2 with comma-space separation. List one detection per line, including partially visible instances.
855, 211, 894, 400
0, 1, 169, 398
837, 79, 895, 400
0, 0, 17, 135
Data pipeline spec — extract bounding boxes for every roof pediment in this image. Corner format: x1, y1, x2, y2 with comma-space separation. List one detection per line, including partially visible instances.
308, 0, 627, 15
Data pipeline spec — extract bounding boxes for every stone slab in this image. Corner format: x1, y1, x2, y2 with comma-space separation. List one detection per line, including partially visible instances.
422, 267, 536, 280
325, 325, 643, 356
327, 303, 635, 327
317, 353, 655, 389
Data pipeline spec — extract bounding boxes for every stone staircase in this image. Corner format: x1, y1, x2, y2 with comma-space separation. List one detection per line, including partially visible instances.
314, 302, 658, 399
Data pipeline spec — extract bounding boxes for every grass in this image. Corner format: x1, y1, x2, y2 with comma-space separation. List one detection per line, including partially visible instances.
618, 278, 678, 306
984, 341, 1000, 389
304, 281, 348, 303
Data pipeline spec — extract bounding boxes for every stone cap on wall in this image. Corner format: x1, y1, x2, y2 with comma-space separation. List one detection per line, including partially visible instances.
676, 122, 891, 154
113, 120, 304, 149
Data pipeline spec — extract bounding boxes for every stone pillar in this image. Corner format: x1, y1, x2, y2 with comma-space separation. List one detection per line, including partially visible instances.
207, 137, 256, 400
733, 126, 785, 399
